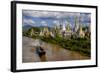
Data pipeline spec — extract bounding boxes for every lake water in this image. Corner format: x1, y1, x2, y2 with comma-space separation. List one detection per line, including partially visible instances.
22, 36, 90, 63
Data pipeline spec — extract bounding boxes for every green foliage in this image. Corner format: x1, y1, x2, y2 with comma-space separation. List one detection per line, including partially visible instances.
31, 27, 41, 32
23, 27, 91, 57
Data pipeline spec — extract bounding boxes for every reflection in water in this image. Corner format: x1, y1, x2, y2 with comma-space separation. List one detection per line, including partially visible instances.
39, 54, 46, 62
22, 37, 90, 63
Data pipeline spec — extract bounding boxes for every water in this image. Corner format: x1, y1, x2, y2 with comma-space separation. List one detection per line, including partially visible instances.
22, 36, 90, 63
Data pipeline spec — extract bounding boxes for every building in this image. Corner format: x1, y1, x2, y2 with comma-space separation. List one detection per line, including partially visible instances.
40, 27, 51, 37
39, 16, 88, 39
78, 24, 85, 38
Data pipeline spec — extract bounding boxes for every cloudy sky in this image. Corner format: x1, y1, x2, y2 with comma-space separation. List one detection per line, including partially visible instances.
22, 10, 91, 28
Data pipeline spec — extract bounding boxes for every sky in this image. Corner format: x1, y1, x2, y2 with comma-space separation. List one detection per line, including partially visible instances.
22, 10, 91, 28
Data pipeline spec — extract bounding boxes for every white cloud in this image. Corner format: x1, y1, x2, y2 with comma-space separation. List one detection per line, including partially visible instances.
23, 10, 91, 27
53, 20, 58, 24
23, 18, 35, 26
41, 21, 47, 26
23, 10, 81, 18
80, 13, 91, 22
53, 20, 61, 26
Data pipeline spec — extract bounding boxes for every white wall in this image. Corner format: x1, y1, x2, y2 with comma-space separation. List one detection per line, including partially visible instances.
0, 0, 99, 73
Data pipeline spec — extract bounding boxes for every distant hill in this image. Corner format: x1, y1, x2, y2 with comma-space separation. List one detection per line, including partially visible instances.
23, 25, 33, 30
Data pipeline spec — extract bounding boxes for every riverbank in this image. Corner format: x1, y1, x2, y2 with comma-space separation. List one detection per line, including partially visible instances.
22, 36, 90, 63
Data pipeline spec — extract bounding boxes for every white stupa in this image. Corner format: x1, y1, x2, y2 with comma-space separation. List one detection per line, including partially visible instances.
62, 24, 66, 31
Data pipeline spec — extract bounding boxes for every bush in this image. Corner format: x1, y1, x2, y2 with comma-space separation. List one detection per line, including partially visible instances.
23, 27, 91, 57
